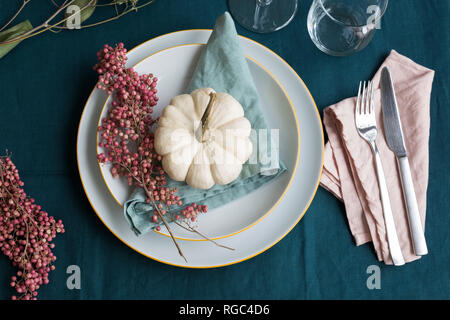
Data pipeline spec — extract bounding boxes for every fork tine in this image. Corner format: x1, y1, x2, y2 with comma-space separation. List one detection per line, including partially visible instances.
365, 81, 371, 114
356, 81, 362, 115
365, 81, 370, 114
369, 80, 375, 114
365, 81, 372, 114
362, 81, 367, 114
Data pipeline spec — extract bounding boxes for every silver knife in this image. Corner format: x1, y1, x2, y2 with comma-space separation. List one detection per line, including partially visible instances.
380, 66, 428, 256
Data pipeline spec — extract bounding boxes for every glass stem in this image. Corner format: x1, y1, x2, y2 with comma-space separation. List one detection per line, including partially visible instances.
257, 0, 273, 7
254, 0, 273, 29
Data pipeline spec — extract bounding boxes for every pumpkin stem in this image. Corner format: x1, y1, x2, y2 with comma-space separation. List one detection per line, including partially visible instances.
201, 92, 216, 130
195, 92, 216, 142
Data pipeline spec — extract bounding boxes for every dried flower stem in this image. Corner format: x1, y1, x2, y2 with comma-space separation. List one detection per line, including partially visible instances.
0, 0, 77, 45
0, 0, 31, 32
142, 174, 187, 263
173, 220, 235, 251
55, 1, 156, 29
0, 0, 155, 45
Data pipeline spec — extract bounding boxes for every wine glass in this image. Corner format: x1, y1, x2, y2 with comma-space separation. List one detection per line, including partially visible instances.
228, 0, 299, 33
307, 0, 389, 56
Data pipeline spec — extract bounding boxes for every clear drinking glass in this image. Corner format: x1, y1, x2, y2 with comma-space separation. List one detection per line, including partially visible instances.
307, 0, 388, 56
228, 0, 299, 33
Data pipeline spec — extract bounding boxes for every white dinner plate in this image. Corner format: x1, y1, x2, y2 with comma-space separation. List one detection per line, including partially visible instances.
77, 30, 324, 268
97, 44, 300, 241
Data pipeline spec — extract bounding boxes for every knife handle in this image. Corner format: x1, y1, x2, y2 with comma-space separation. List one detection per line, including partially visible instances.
397, 156, 428, 256
372, 144, 405, 266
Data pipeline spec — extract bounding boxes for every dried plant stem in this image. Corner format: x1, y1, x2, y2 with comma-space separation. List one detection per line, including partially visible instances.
0, 0, 155, 45
60, 1, 156, 29
173, 220, 235, 251
103, 162, 188, 262
0, 0, 77, 45
0, 0, 31, 32
142, 178, 187, 263
108, 161, 187, 262
111, 162, 232, 253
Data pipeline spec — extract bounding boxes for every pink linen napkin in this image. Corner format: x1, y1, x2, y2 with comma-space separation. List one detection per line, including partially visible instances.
320, 50, 435, 264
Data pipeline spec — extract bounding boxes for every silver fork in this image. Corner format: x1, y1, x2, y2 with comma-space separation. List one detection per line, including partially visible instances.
355, 81, 405, 266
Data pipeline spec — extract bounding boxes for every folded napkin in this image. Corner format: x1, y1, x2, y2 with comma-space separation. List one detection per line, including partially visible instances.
124, 12, 286, 235
320, 50, 434, 264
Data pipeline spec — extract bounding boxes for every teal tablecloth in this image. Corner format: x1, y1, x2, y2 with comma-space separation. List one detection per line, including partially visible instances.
0, 0, 448, 299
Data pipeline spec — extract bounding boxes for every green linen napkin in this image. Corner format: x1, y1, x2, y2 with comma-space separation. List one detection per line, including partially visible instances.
124, 12, 286, 236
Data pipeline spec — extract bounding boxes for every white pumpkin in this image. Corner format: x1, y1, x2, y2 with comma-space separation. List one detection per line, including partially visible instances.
154, 88, 253, 189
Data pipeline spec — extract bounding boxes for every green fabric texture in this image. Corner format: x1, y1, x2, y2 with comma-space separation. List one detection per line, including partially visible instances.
0, 0, 448, 300
124, 12, 286, 235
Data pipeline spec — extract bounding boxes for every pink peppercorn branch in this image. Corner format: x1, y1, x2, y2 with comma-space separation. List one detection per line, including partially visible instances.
0, 154, 65, 300
95, 43, 212, 261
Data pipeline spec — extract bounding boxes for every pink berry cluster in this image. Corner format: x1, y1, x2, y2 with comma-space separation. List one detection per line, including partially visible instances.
177, 203, 208, 225
95, 43, 208, 229
0, 155, 65, 300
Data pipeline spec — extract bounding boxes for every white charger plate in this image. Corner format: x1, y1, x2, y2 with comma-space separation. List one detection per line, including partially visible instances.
97, 43, 300, 241
77, 30, 324, 268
